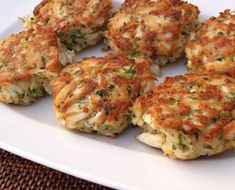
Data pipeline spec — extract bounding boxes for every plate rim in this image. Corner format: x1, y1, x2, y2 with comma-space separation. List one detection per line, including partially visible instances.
0, 1, 235, 190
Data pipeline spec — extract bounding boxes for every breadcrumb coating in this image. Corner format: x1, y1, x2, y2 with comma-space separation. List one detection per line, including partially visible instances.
132, 73, 235, 159
25, 0, 112, 52
105, 0, 199, 65
51, 53, 155, 137
0, 28, 74, 105
186, 10, 235, 77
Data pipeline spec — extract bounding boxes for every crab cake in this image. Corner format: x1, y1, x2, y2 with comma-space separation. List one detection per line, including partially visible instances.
0, 28, 74, 105
132, 73, 235, 160
24, 0, 112, 52
186, 10, 235, 77
51, 53, 155, 137
105, 0, 199, 65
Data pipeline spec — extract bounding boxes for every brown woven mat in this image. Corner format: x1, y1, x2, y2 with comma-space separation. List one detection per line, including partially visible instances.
0, 149, 113, 190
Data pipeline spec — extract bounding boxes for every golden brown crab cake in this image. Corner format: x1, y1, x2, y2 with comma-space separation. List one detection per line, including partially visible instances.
186, 10, 235, 77
51, 53, 155, 137
0, 28, 74, 105
24, 0, 112, 52
105, 0, 199, 65
132, 73, 235, 160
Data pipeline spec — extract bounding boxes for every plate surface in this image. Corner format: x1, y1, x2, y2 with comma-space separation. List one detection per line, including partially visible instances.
0, 1, 234, 190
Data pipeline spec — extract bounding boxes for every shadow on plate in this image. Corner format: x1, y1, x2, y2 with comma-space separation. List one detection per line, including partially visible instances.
3, 96, 162, 157
4, 98, 235, 161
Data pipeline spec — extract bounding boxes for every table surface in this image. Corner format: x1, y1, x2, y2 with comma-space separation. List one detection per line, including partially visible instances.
0, 149, 113, 190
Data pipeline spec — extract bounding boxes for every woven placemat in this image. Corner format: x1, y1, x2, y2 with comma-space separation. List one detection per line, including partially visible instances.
0, 149, 113, 190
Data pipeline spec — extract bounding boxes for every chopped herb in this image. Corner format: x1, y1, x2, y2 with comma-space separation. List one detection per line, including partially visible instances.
71, 34, 77, 45
172, 144, 176, 151
178, 134, 187, 151
41, 55, 46, 68
196, 133, 200, 141
188, 85, 193, 90
2, 60, 9, 66
65, 80, 70, 85
80, 96, 85, 100
178, 134, 183, 144
28, 88, 43, 97
22, 57, 27, 63
218, 32, 224, 36
212, 117, 218, 123
103, 106, 109, 115
195, 109, 202, 113
67, 92, 73, 97
229, 93, 235, 101
129, 69, 136, 75
21, 38, 28, 44
96, 89, 107, 97
124, 50, 136, 57
109, 12, 115, 18
219, 111, 230, 118
116, 66, 136, 79
146, 93, 153, 98
217, 57, 223, 61
67, 12, 74, 16
107, 84, 114, 89
127, 86, 132, 95
194, 83, 200, 88
169, 98, 176, 102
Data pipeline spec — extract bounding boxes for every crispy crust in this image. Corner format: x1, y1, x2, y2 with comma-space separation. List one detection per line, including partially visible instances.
132, 73, 235, 159
105, 0, 199, 64
26, 0, 112, 51
0, 29, 63, 83
0, 28, 73, 105
51, 53, 155, 137
186, 10, 235, 77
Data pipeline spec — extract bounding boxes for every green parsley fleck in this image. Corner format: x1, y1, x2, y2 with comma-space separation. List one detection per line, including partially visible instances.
96, 89, 107, 97
219, 111, 230, 118
178, 134, 187, 151
124, 50, 136, 57
217, 32, 224, 36
21, 38, 28, 44
67, 92, 73, 98
2, 60, 9, 66
104, 106, 109, 115
127, 86, 132, 95
116, 66, 136, 79
28, 88, 43, 97
217, 57, 224, 61
107, 84, 114, 89
41, 55, 46, 68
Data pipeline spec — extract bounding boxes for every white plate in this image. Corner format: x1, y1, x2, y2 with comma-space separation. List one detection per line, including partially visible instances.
0, 1, 234, 190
